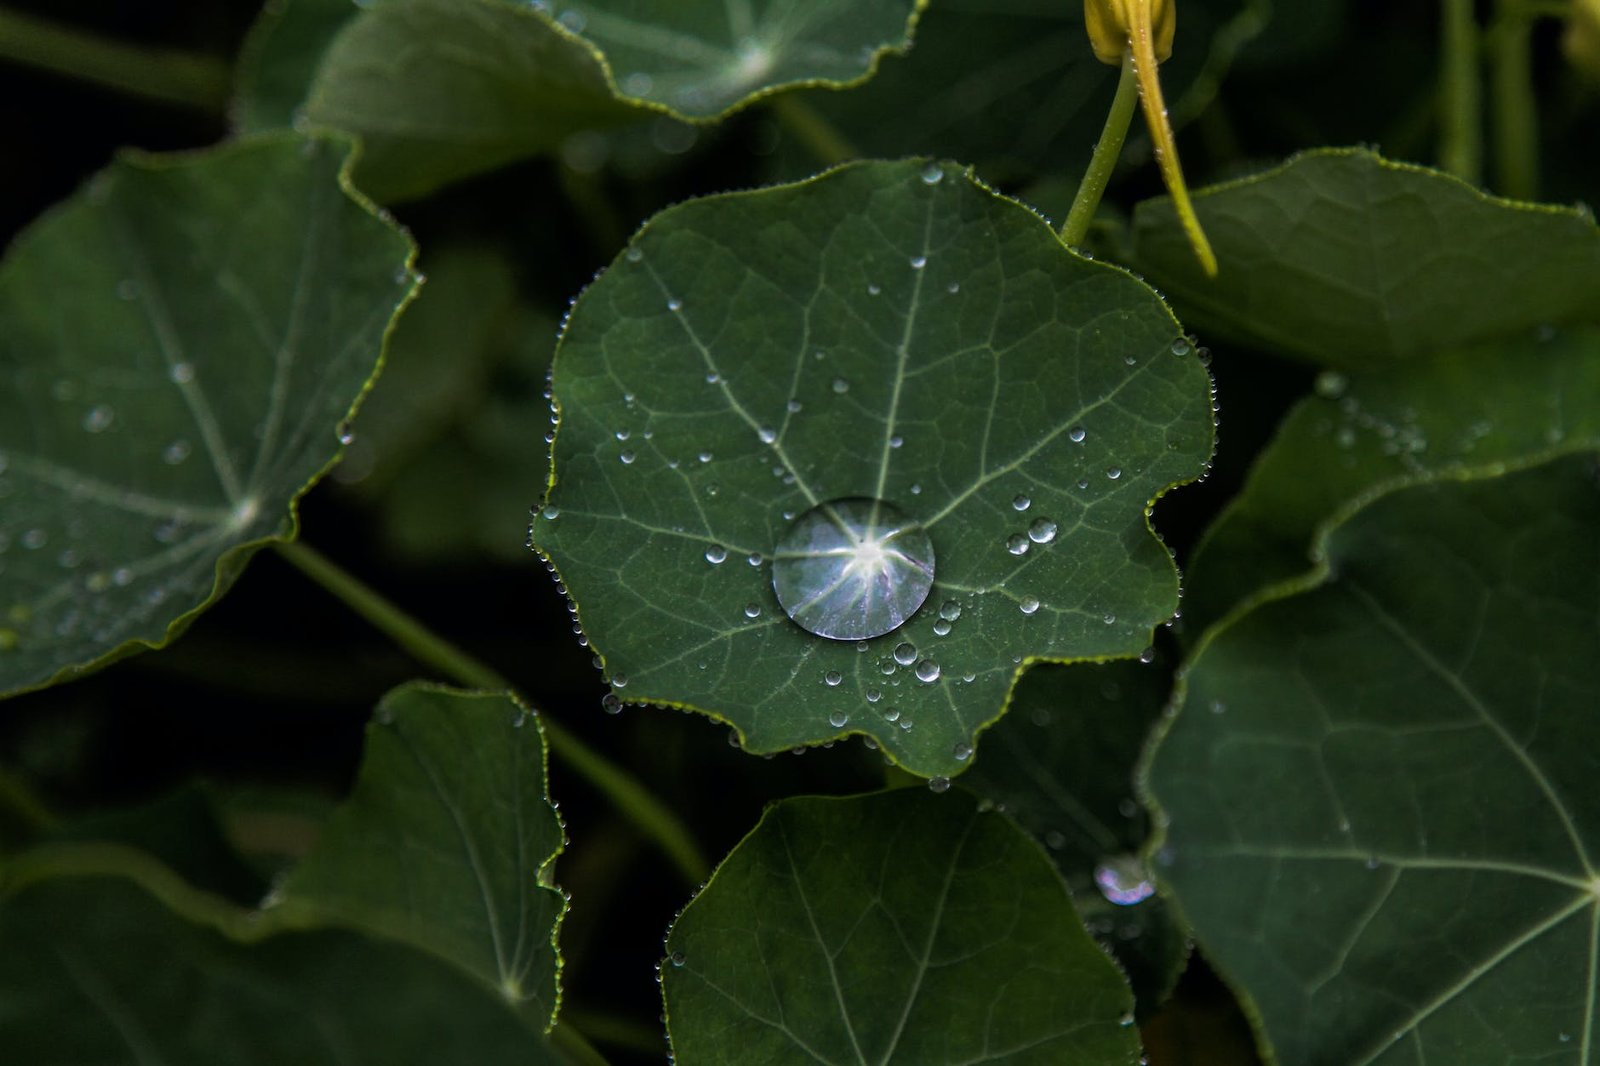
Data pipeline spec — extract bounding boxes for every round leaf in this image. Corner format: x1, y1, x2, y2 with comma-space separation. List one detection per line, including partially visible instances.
1146, 456, 1600, 1063
0, 134, 416, 698
531, 159, 1214, 779
662, 790, 1143, 1065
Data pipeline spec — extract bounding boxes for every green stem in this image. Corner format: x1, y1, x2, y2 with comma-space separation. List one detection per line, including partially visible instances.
560, 1006, 667, 1057
0, 7, 229, 112
0, 768, 58, 836
1489, 0, 1539, 199
768, 94, 858, 166
1439, 0, 1484, 184
273, 540, 710, 886
1061, 54, 1140, 249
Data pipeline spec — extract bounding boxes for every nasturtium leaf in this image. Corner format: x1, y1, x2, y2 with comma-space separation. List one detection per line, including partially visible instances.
532, 159, 1214, 779
0, 875, 556, 1064
0, 134, 416, 699
274, 684, 566, 1028
1146, 455, 1600, 1064
233, 0, 357, 132
1183, 326, 1600, 637
662, 790, 1143, 1065
962, 659, 1189, 1009
1131, 149, 1600, 371
303, 0, 921, 202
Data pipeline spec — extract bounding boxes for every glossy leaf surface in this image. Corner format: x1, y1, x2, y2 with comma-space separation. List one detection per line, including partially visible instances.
532, 159, 1214, 778
0, 134, 415, 698
1147, 456, 1600, 1064
662, 790, 1142, 1065
1182, 327, 1600, 636
274, 685, 565, 1025
1132, 149, 1600, 371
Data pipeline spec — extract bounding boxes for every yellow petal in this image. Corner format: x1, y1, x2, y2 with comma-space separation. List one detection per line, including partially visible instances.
1084, 0, 1175, 65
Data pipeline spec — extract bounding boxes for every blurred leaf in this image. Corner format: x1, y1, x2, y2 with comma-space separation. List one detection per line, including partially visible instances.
1132, 149, 1600, 371
304, 0, 920, 201
0, 874, 557, 1064
963, 658, 1188, 1010
1183, 326, 1600, 636
532, 159, 1214, 779
662, 789, 1143, 1065
276, 684, 566, 1029
233, 0, 357, 132
0, 133, 416, 699
1146, 455, 1600, 1064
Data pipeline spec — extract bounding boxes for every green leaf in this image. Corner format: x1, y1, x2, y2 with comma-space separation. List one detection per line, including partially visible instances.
961, 659, 1189, 1009
1182, 326, 1600, 637
303, 0, 920, 202
233, 0, 357, 132
531, 159, 1214, 779
0, 134, 416, 699
0, 874, 557, 1065
1145, 455, 1600, 1064
274, 684, 566, 1028
1131, 149, 1600, 371
662, 790, 1143, 1065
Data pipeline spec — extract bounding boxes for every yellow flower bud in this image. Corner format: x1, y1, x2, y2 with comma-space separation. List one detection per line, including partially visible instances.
1082, 0, 1215, 277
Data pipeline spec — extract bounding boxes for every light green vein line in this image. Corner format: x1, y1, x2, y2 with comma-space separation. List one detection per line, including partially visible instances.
1583, 900, 1598, 1066
1, 453, 229, 522
1346, 580, 1595, 879
568, 8, 729, 66
1306, 865, 1402, 995
779, 819, 870, 1066
1348, 894, 1591, 1066
1207, 846, 1595, 892
55, 949, 169, 1066
873, 169, 937, 502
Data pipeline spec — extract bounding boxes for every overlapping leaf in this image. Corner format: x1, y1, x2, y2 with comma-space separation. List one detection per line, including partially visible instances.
1182, 326, 1600, 635
273, 685, 566, 1028
662, 790, 1143, 1065
290, 0, 919, 201
0, 134, 415, 698
1145, 455, 1600, 1064
532, 159, 1214, 778
0, 875, 555, 1064
1132, 149, 1600, 370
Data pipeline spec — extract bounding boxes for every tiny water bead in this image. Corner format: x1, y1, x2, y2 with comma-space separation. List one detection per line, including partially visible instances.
824, 670, 843, 687
771, 498, 935, 642
914, 659, 940, 682
1068, 426, 1086, 443
743, 602, 761, 619
1019, 597, 1040, 615
1027, 518, 1057, 544
1094, 855, 1156, 906
1006, 534, 1029, 556
1012, 494, 1031, 511
920, 161, 944, 184
704, 545, 727, 565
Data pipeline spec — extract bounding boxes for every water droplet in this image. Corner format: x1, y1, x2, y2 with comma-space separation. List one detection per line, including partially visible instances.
1103, 612, 1116, 625
928, 776, 951, 793
20, 529, 46, 550
698, 451, 713, 463
939, 601, 962, 622
1170, 337, 1192, 357
542, 506, 560, 520
743, 602, 761, 619
888, 435, 903, 449
1006, 533, 1030, 556
615, 428, 631, 441
786, 399, 803, 413
932, 619, 951, 636
619, 450, 636, 464
1139, 646, 1156, 664
1124, 354, 1137, 366
757, 425, 777, 444
1105, 467, 1122, 480
946, 281, 960, 294
747, 553, 763, 567
705, 545, 727, 564
161, 440, 191, 465
1019, 597, 1040, 615
883, 706, 901, 722
771, 499, 935, 641
670, 951, 686, 967
1012, 494, 1031, 511
952, 742, 972, 762
1068, 426, 1086, 443
601, 693, 622, 714
867, 283, 881, 296
666, 297, 682, 311
831, 377, 850, 394
910, 255, 927, 270
1094, 855, 1155, 905
1209, 699, 1226, 715
893, 642, 917, 666
1315, 371, 1348, 399
865, 687, 881, 703
82, 405, 114, 433
824, 670, 842, 687
828, 709, 848, 728
558, 9, 587, 32
914, 659, 940, 682
920, 162, 944, 185
1027, 518, 1057, 544
625, 247, 644, 263
610, 672, 628, 689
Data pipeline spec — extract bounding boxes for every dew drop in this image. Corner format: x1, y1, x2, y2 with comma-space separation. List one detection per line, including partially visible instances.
828, 709, 848, 728
1103, 612, 1116, 625
889, 435, 903, 449
541, 506, 560, 520
939, 601, 961, 621
698, 451, 713, 463
824, 670, 842, 687
1006, 533, 1030, 556
883, 706, 901, 722
161, 440, 191, 465
743, 602, 761, 619
914, 659, 940, 682
932, 619, 951, 636
1068, 425, 1086, 443
625, 247, 643, 263
705, 545, 727, 564
1012, 494, 1031, 511
1019, 597, 1040, 615
786, 399, 803, 413
1170, 337, 1192, 357
670, 951, 686, 967
928, 776, 951, 793
771, 499, 934, 641
893, 642, 917, 666
920, 162, 944, 184
82, 405, 114, 433
865, 687, 881, 703
757, 425, 777, 444
831, 377, 850, 394
952, 742, 972, 762
619, 450, 636, 464
867, 283, 881, 296
1094, 855, 1155, 905
601, 693, 623, 714
1027, 518, 1058, 544
946, 281, 960, 294
910, 255, 927, 270
666, 297, 682, 311
169, 362, 195, 384
1106, 467, 1122, 480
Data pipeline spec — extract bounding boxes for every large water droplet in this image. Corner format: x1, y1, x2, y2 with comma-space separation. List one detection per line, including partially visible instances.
771, 498, 935, 641
914, 659, 940, 682
1094, 855, 1155, 906
1028, 518, 1057, 544
893, 641, 917, 666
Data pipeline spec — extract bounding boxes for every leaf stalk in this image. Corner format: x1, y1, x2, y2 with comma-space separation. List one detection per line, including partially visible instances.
1439, 0, 1485, 184
1061, 53, 1141, 249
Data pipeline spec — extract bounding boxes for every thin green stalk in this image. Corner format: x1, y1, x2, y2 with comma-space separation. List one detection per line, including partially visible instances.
0, 7, 228, 112
1439, 0, 1484, 184
560, 1006, 668, 1057
769, 94, 858, 166
273, 540, 710, 885
1490, 0, 1539, 199
1061, 54, 1140, 249
0, 768, 58, 836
